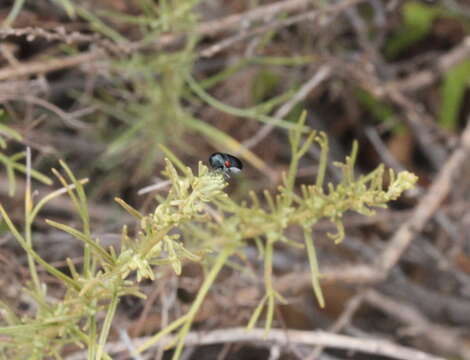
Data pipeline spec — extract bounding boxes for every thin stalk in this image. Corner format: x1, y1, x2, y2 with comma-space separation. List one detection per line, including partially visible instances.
96, 290, 120, 360
304, 228, 325, 308
315, 134, 328, 189
18, 242, 79, 290
59, 161, 92, 277
285, 153, 300, 195
140, 225, 172, 255
246, 295, 267, 331
263, 239, 275, 334
88, 315, 97, 360
2, 0, 25, 27
138, 314, 189, 353
25, 148, 41, 294
30, 179, 89, 222
171, 246, 234, 360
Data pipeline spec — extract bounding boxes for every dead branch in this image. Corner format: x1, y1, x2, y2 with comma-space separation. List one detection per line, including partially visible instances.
66, 327, 446, 360
0, 50, 103, 81
0, 27, 98, 44
243, 65, 332, 149
364, 290, 470, 358
391, 36, 470, 93
0, 0, 366, 81
377, 117, 470, 275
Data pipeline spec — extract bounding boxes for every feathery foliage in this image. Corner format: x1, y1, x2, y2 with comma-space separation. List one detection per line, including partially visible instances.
0, 111, 417, 359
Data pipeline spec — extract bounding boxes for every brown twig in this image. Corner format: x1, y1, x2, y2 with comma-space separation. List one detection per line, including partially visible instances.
0, 27, 99, 44
377, 117, 470, 275
201, 0, 366, 58
66, 327, 446, 360
306, 292, 366, 360
391, 36, 470, 93
22, 96, 90, 129
200, 10, 319, 58
0, 50, 104, 81
243, 65, 332, 149
333, 57, 449, 169
364, 289, 470, 358
0, 0, 366, 81
384, 88, 448, 168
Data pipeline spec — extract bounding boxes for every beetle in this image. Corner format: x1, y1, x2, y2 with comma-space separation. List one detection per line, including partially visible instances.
209, 153, 243, 178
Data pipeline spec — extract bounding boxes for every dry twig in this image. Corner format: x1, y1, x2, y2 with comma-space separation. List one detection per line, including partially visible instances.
0, 0, 366, 81
364, 290, 469, 358
391, 36, 470, 93
66, 327, 445, 360
377, 117, 470, 275
243, 65, 332, 149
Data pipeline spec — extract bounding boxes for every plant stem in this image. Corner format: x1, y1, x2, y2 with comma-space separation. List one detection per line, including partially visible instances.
96, 289, 120, 360
264, 239, 274, 333
304, 228, 325, 308
25, 148, 41, 295
171, 246, 234, 360
88, 315, 97, 360
3, 0, 25, 27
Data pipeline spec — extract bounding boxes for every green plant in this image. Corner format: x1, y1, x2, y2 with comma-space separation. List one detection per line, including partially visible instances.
355, 88, 406, 135
2, 0, 26, 28
0, 111, 417, 359
439, 60, 470, 131
385, 1, 470, 59
64, 0, 316, 182
0, 111, 52, 196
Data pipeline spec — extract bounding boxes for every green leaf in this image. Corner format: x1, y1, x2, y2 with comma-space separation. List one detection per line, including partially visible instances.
185, 72, 306, 132
439, 60, 470, 131
355, 88, 405, 135
50, 0, 76, 18
0, 124, 22, 142
46, 219, 113, 264
304, 228, 325, 308
246, 295, 267, 331
386, 2, 439, 58
2, 0, 26, 27
251, 70, 280, 103
114, 197, 144, 219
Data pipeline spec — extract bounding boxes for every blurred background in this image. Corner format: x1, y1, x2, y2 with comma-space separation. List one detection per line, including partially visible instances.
0, 0, 470, 359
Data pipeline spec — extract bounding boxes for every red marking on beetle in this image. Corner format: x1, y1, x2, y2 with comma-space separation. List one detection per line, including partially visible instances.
224, 160, 231, 168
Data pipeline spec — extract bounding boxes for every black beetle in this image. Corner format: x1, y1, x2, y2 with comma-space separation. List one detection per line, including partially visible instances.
209, 153, 243, 178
